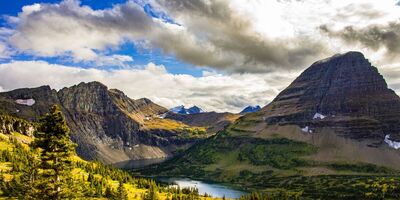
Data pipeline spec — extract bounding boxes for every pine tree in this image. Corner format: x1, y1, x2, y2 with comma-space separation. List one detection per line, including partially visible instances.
117, 182, 129, 200
105, 185, 117, 199
32, 105, 77, 199
143, 181, 160, 200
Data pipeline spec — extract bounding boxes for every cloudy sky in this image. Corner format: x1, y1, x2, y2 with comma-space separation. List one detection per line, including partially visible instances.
1, 0, 400, 112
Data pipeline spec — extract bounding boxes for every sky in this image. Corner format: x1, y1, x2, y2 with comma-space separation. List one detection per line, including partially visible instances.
1, 0, 400, 112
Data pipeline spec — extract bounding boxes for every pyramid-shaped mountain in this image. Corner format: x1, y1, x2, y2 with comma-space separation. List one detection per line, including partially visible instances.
262, 51, 400, 142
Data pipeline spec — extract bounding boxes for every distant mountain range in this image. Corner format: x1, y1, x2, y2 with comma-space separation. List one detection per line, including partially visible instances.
240, 105, 261, 114
171, 105, 262, 115
170, 105, 204, 114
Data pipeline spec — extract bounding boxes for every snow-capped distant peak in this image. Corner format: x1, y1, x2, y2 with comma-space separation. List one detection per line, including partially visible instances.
240, 105, 261, 114
170, 105, 187, 114
170, 105, 204, 114
187, 106, 204, 114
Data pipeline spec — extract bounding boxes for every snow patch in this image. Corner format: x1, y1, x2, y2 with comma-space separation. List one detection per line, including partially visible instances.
158, 113, 167, 119
15, 98, 35, 106
301, 126, 313, 134
313, 113, 326, 120
384, 135, 400, 150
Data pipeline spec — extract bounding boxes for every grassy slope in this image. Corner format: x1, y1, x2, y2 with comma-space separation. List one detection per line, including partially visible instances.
141, 112, 400, 199
0, 131, 222, 200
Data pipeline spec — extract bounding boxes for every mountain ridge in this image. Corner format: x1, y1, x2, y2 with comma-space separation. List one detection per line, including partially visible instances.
170, 105, 204, 114
0, 81, 206, 164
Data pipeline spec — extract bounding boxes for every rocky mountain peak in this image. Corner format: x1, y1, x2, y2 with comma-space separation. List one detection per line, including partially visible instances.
58, 82, 112, 114
311, 51, 366, 66
263, 51, 400, 142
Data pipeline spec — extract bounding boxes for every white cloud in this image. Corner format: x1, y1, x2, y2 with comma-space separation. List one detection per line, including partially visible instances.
8, 0, 143, 67
0, 28, 15, 59
92, 54, 134, 68
8, 0, 400, 72
0, 60, 297, 112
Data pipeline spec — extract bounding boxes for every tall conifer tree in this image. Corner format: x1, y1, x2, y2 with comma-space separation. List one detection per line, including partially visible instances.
32, 105, 77, 199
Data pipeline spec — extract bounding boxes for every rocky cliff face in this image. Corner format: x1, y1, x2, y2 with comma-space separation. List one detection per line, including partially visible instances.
262, 51, 400, 142
0, 81, 199, 163
0, 115, 35, 136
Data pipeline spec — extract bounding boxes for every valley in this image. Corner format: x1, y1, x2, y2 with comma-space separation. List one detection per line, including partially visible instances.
1, 52, 400, 199
138, 52, 400, 199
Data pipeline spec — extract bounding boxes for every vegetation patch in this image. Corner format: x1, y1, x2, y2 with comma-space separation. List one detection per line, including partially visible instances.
326, 162, 398, 174
238, 138, 317, 169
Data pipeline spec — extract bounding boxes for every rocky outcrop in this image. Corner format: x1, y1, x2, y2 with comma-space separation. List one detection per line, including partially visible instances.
262, 51, 400, 142
0, 85, 60, 121
0, 115, 35, 136
0, 81, 198, 163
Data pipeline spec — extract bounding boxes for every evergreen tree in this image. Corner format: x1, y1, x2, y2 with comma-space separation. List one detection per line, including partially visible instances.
32, 105, 77, 199
105, 185, 117, 199
117, 182, 129, 200
143, 181, 160, 200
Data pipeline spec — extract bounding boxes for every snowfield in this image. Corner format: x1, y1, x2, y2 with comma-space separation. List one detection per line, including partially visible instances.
384, 135, 400, 150
15, 98, 35, 106
313, 113, 326, 120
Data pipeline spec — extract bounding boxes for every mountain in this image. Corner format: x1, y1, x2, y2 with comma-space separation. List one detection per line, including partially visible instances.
240, 105, 261, 114
142, 52, 400, 198
261, 51, 400, 143
164, 111, 241, 134
0, 81, 207, 164
170, 105, 204, 114
187, 106, 203, 114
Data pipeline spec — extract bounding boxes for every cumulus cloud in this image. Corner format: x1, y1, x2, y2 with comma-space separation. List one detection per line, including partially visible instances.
320, 22, 400, 58
0, 0, 355, 72
0, 28, 15, 59
6, 0, 400, 73
0, 60, 297, 112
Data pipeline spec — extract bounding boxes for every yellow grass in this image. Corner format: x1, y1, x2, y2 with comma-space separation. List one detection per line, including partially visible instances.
11, 132, 33, 144
0, 162, 12, 172
0, 141, 12, 151
145, 118, 206, 133
0, 132, 224, 200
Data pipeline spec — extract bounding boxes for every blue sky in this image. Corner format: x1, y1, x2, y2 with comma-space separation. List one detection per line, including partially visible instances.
0, 0, 205, 77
